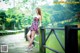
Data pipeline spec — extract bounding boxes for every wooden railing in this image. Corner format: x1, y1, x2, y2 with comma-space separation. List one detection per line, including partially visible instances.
25, 25, 80, 53
39, 25, 80, 53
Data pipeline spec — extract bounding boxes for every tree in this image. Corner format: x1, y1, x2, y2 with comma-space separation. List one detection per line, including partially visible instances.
0, 10, 6, 30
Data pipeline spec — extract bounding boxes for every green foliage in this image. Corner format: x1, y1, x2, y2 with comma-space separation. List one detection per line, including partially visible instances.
23, 0, 28, 2
0, 0, 80, 30
4, 8, 24, 30
42, 9, 51, 26
0, 10, 6, 23
75, 12, 80, 22
42, 4, 80, 27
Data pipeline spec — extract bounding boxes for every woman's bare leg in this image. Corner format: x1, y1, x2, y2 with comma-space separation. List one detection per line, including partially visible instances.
27, 30, 31, 43
28, 31, 35, 48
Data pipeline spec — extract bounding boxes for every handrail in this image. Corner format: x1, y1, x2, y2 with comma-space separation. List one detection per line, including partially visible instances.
42, 27, 80, 30
71, 27, 80, 30
42, 27, 64, 30
39, 25, 79, 53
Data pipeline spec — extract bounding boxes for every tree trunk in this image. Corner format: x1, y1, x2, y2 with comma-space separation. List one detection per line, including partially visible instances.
14, 24, 16, 30
2, 23, 5, 30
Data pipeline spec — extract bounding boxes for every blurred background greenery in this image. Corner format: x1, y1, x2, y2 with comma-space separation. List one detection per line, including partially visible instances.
0, 0, 80, 53
0, 0, 80, 30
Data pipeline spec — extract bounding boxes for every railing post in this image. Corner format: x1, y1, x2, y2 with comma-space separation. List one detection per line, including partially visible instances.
25, 27, 29, 41
39, 26, 46, 53
65, 25, 78, 53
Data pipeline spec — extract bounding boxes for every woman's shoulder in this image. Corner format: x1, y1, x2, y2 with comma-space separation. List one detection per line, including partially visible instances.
37, 15, 41, 18
38, 15, 41, 17
33, 15, 41, 19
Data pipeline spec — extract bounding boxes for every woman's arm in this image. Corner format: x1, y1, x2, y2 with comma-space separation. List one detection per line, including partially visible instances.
39, 15, 42, 27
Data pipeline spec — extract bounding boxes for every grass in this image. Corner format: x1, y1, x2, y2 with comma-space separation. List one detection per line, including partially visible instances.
46, 30, 65, 53
34, 30, 65, 53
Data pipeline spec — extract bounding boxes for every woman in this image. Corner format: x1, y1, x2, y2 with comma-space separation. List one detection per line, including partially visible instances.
27, 8, 42, 49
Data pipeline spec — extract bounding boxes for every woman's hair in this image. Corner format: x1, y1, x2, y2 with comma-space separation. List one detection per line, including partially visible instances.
36, 8, 42, 20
